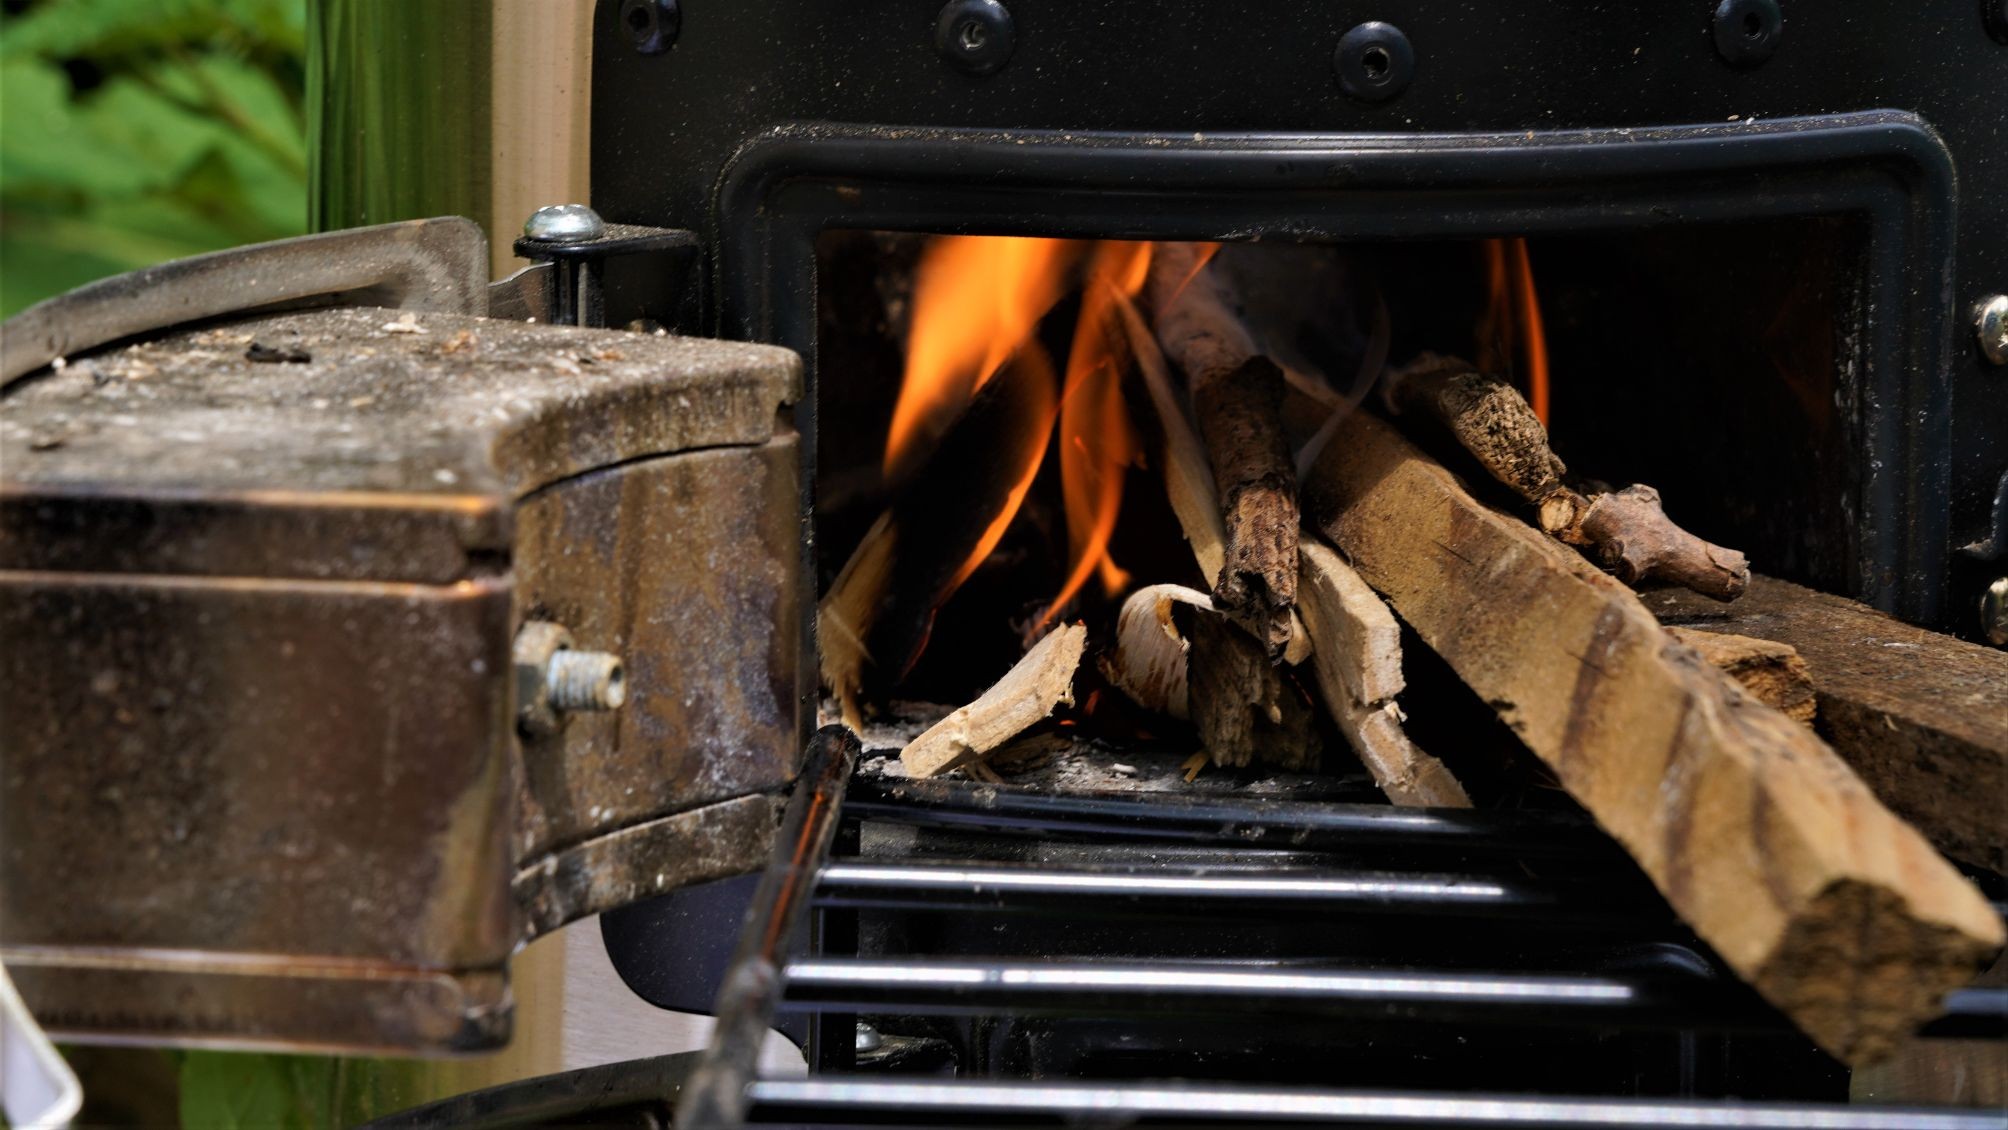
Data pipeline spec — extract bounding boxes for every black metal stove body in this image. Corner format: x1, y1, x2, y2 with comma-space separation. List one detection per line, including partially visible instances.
590, 0, 2008, 634
572, 5, 2008, 1121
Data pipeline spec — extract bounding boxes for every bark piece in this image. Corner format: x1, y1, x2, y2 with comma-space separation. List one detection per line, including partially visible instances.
1146, 245, 1299, 657
1187, 611, 1321, 771
1649, 577, 2008, 876
900, 624, 1087, 779
1302, 409, 2004, 1066
1383, 353, 1750, 602
1298, 539, 1470, 807
1100, 584, 1212, 720
1665, 627, 1816, 726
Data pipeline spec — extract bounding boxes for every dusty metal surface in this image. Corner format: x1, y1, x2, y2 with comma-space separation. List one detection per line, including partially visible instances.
513, 440, 802, 861
2, 308, 798, 564
514, 794, 780, 939
0, 218, 489, 387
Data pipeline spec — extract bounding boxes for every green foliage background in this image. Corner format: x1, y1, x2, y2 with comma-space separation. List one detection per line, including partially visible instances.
0, 0, 310, 317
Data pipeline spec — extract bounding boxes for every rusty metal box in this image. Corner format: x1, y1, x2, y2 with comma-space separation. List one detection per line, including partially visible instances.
0, 305, 802, 1053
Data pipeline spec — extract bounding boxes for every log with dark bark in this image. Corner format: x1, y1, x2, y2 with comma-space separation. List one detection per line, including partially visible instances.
1302, 408, 2003, 1066
1383, 353, 1749, 601
1650, 576, 2008, 876
1146, 243, 1299, 657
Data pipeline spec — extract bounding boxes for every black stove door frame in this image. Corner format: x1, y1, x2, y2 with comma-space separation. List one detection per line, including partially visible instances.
713, 113, 1954, 625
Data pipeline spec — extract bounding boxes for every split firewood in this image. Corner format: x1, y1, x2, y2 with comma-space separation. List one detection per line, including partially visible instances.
1651, 576, 2008, 877
1112, 288, 1311, 665
1298, 539, 1470, 807
900, 623, 1087, 779
1146, 243, 1299, 657
1302, 408, 2003, 1066
820, 345, 1058, 722
1381, 353, 1749, 601
1099, 583, 1321, 771
1665, 627, 1816, 726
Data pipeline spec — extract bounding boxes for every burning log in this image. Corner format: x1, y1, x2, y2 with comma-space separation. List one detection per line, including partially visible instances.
820, 346, 1058, 721
1146, 243, 1300, 658
1665, 627, 1816, 726
1100, 583, 1321, 771
1301, 408, 2004, 1065
1298, 539, 1470, 807
1381, 353, 1749, 601
901, 623, 1087, 779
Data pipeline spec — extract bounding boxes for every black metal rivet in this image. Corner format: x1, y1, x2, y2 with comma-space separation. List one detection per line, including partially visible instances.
1985, 0, 2008, 45
1333, 22, 1415, 103
620, 0, 679, 55
935, 0, 1016, 76
1711, 0, 1781, 66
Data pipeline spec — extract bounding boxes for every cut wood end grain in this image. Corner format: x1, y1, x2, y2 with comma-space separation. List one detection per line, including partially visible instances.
900, 623, 1087, 779
1666, 626, 1816, 725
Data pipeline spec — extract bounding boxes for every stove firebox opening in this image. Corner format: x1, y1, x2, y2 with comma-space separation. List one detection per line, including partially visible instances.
812, 221, 1861, 801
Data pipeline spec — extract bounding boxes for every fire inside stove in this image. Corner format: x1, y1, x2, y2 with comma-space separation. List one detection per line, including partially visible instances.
813, 225, 1856, 797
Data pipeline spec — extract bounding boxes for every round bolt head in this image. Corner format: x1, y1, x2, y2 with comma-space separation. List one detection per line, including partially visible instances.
1984, 578, 2008, 647
523, 203, 606, 244
1334, 22, 1416, 103
1975, 294, 2008, 366
935, 0, 1015, 75
1712, 0, 1783, 66
855, 1021, 884, 1053
620, 0, 680, 54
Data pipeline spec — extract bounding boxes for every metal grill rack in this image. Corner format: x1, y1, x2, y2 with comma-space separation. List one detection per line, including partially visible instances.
370, 726, 2008, 1129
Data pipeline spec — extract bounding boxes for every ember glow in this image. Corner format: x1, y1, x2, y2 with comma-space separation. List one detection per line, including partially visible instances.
883, 236, 1079, 482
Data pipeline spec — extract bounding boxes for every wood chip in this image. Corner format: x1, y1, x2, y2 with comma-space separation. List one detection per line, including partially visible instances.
900, 624, 1088, 779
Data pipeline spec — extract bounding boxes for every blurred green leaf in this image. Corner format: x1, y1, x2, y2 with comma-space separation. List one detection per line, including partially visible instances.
0, 0, 307, 316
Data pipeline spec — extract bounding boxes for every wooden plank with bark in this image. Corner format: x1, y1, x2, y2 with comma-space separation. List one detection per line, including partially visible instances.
1302, 409, 2003, 1065
1650, 577, 2008, 876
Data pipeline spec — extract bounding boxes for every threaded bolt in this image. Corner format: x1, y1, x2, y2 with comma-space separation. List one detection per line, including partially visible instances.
546, 650, 625, 711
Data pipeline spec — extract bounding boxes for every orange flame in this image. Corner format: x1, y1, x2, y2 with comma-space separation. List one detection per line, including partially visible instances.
1036, 241, 1152, 627
946, 345, 1058, 593
1507, 237, 1550, 426
1479, 237, 1551, 426
884, 236, 1078, 482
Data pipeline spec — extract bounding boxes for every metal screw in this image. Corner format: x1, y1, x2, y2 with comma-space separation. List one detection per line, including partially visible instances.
1975, 295, 2008, 366
1333, 22, 1416, 103
547, 650, 626, 711
1711, 0, 1782, 66
855, 1021, 883, 1053
522, 204, 606, 245
514, 621, 626, 735
1984, 578, 2008, 647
